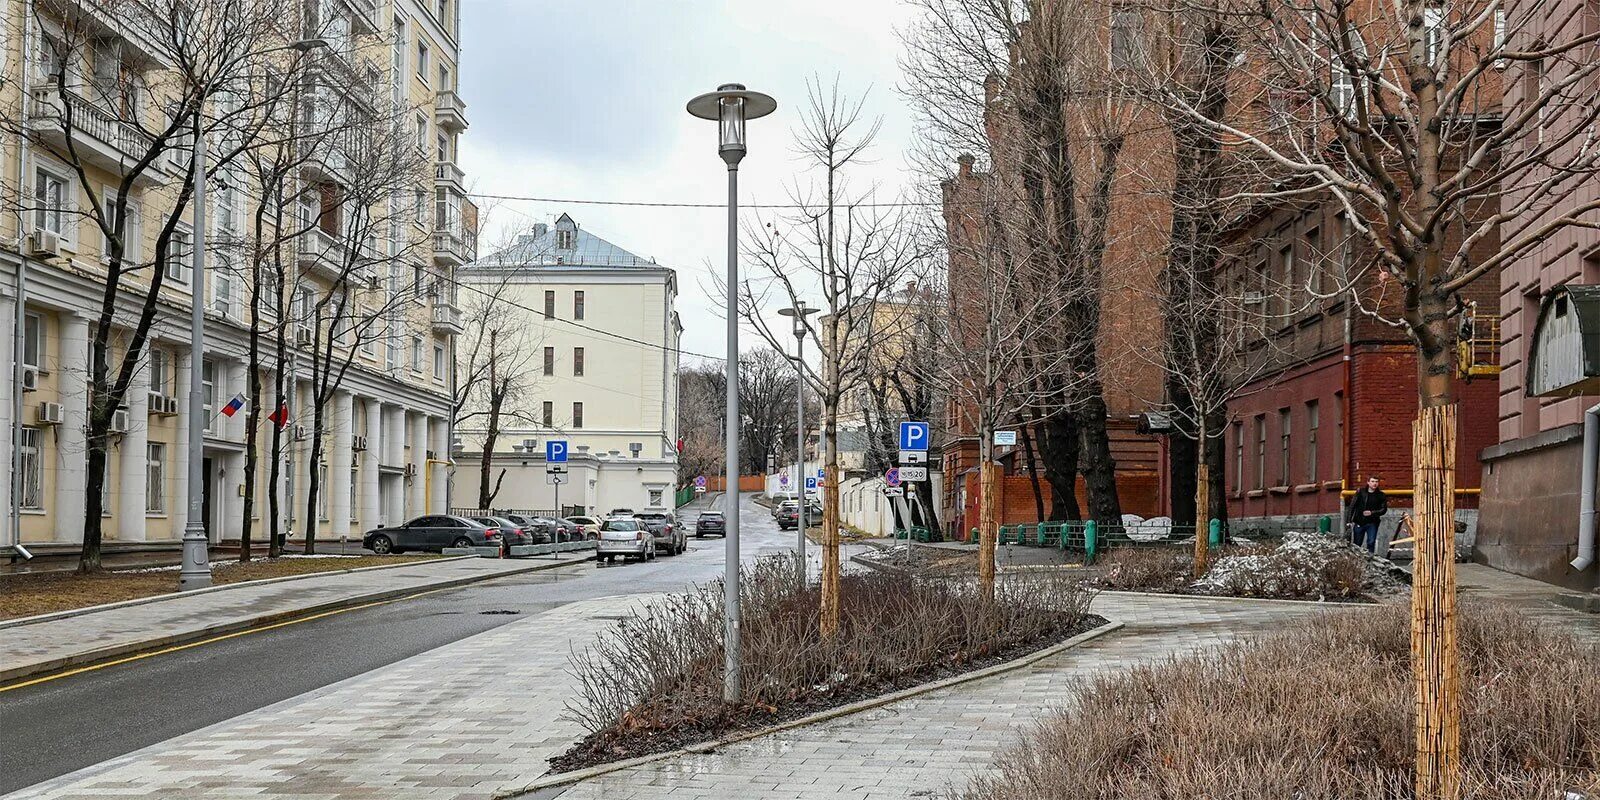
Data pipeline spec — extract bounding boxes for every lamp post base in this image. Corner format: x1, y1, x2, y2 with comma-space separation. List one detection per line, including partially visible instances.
179, 523, 212, 590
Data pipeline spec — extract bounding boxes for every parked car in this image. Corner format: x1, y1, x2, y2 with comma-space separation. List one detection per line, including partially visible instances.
773, 499, 798, 521
776, 504, 800, 531
502, 514, 553, 544
363, 515, 499, 555
471, 516, 533, 553
695, 511, 726, 538
597, 517, 655, 563
634, 512, 685, 555
609, 508, 635, 517
566, 515, 601, 539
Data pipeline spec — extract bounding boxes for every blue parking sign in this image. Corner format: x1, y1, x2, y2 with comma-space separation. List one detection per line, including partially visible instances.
546, 440, 568, 463
899, 421, 930, 451
805, 477, 818, 490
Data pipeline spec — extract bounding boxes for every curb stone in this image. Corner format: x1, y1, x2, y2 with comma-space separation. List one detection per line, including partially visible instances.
0, 553, 592, 685
493, 619, 1125, 798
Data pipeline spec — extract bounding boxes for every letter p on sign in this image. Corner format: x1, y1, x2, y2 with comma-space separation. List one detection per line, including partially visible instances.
546, 440, 568, 463
899, 421, 929, 452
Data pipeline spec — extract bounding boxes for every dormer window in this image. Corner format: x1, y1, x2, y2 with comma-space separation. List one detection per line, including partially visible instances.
556, 229, 576, 249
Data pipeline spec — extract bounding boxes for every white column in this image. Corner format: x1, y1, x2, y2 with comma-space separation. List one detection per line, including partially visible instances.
409, 412, 428, 515
362, 397, 381, 528
172, 348, 192, 536
0, 293, 14, 539
429, 416, 447, 513
54, 313, 88, 542
329, 392, 353, 536
384, 403, 405, 466
225, 360, 246, 441
117, 356, 149, 541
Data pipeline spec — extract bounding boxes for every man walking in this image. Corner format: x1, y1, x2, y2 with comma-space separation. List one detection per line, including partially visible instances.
1346, 475, 1388, 553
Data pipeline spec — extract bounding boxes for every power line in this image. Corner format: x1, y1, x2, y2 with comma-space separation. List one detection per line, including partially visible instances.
466, 192, 943, 210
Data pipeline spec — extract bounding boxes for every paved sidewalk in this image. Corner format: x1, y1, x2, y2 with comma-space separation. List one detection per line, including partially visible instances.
1453, 562, 1600, 642
5, 591, 1333, 799
0, 554, 589, 683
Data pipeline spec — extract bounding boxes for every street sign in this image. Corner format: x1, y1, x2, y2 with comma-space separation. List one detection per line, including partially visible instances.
899, 421, 930, 451
779, 473, 790, 486
816, 468, 825, 479
546, 474, 568, 485
898, 466, 929, 482
883, 486, 905, 498
695, 486, 706, 494
546, 440, 569, 463
546, 465, 567, 474
805, 477, 818, 491
885, 467, 901, 488
694, 475, 707, 488
993, 430, 1018, 447
899, 450, 927, 464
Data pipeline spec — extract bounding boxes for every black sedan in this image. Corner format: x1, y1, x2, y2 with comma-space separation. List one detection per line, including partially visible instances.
362, 515, 500, 554
472, 516, 534, 552
695, 511, 726, 538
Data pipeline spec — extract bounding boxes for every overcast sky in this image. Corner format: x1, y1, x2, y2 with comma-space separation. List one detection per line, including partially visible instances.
458, 0, 924, 365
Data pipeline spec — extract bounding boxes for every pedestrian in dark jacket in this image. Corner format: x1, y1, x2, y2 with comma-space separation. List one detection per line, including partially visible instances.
1346, 475, 1388, 553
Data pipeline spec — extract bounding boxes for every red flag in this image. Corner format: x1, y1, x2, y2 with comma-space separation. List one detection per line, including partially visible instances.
677, 438, 684, 452
267, 402, 289, 429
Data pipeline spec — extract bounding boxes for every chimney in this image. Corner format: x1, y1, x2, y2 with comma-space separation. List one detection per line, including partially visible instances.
532, 222, 549, 238
957, 153, 975, 179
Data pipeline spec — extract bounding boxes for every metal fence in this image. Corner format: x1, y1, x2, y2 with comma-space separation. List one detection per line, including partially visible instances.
965, 515, 1339, 564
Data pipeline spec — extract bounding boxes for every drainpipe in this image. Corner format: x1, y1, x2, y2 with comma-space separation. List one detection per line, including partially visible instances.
1570, 403, 1600, 571
9, 0, 37, 554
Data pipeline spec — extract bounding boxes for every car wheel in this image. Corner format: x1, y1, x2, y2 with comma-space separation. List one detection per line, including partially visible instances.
452, 537, 473, 549
369, 535, 393, 555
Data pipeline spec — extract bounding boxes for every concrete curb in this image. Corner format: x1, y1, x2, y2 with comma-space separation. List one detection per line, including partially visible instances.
494, 619, 1126, 798
0, 555, 477, 631
0, 554, 592, 685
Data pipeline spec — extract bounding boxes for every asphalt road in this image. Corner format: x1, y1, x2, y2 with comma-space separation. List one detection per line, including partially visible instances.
0, 493, 795, 795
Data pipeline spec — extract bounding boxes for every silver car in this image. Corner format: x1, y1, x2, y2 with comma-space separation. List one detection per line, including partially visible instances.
596, 517, 655, 564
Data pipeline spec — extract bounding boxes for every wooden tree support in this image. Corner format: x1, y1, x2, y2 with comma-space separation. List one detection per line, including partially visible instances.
978, 458, 998, 601
1412, 403, 1461, 800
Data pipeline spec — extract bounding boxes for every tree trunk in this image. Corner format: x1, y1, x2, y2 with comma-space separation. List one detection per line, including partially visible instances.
1033, 403, 1081, 520
1076, 386, 1123, 524
820, 410, 841, 638
1167, 379, 1198, 528
978, 450, 998, 601
1017, 417, 1047, 521
80, 428, 109, 573
1193, 416, 1210, 577
1205, 409, 1228, 524
1412, 401, 1460, 800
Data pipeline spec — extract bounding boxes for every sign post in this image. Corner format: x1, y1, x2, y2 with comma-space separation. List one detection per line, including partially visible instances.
894, 422, 931, 556
547, 441, 568, 519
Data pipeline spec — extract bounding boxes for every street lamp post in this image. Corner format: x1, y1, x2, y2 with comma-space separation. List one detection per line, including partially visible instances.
180, 37, 327, 591
778, 301, 817, 587
687, 83, 776, 705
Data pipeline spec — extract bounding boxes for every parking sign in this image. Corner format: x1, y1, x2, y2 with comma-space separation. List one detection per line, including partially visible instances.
546, 440, 568, 463
885, 467, 901, 488
806, 477, 818, 491
899, 421, 930, 452
694, 475, 707, 488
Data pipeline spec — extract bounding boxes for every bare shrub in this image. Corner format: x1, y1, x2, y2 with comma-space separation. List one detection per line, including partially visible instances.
956, 604, 1600, 800
562, 553, 1098, 762
1096, 533, 1396, 600
1093, 547, 1195, 592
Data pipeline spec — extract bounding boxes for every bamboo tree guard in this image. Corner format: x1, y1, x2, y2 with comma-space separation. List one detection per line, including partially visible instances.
820, 467, 841, 638
978, 458, 998, 599
1412, 403, 1461, 800
1193, 418, 1212, 577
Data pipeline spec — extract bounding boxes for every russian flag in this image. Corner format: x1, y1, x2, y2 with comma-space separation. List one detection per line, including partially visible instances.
220, 394, 246, 418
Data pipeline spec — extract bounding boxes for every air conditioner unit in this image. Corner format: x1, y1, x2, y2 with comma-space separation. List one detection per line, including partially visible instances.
295, 328, 314, 347
110, 408, 131, 433
425, 449, 436, 460
403, 463, 417, 478
1242, 291, 1265, 305
161, 395, 181, 415
293, 424, 308, 442
21, 368, 40, 392
36, 401, 64, 425
148, 391, 180, 416
29, 230, 60, 258
352, 434, 368, 452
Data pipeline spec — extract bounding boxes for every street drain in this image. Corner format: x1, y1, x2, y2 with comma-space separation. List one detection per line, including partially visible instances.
479, 609, 521, 615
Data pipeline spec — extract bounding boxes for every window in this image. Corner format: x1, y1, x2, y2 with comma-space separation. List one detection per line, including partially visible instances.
1423, 6, 1446, 66
1232, 421, 1244, 493
433, 344, 446, 380
202, 360, 217, 434
542, 401, 553, 427
1335, 391, 1346, 481
23, 312, 43, 369
213, 270, 236, 316
19, 427, 42, 510
146, 443, 166, 514
1526, 54, 1547, 146
1278, 408, 1292, 486
543, 346, 555, 376
149, 348, 169, 395
411, 335, 423, 371
573, 347, 585, 377
1303, 227, 1321, 293
165, 226, 192, 284
436, 131, 449, 163
649, 488, 663, 506
438, 63, 450, 91
556, 228, 576, 249
1278, 244, 1295, 315
1110, 6, 1144, 70
543, 290, 555, 318
1306, 400, 1320, 483
414, 113, 428, 153
318, 464, 330, 520
1254, 415, 1266, 490
34, 168, 66, 235
100, 189, 138, 262
414, 189, 426, 225
416, 40, 429, 80
572, 402, 584, 429
574, 290, 585, 320
1493, 9, 1508, 69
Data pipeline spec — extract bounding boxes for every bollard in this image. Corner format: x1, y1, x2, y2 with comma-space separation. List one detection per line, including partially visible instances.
1318, 515, 1332, 534
1085, 520, 1098, 565
1209, 518, 1222, 548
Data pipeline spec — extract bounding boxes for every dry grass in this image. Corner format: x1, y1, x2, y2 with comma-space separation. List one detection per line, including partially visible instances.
560, 553, 1099, 764
1094, 533, 1387, 601
0, 554, 444, 620
957, 604, 1600, 800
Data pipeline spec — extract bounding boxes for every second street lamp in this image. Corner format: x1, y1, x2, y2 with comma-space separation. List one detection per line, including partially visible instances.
686, 83, 776, 705
778, 301, 817, 587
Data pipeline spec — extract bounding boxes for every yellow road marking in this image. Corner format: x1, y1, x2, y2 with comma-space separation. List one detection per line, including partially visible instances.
0, 587, 452, 693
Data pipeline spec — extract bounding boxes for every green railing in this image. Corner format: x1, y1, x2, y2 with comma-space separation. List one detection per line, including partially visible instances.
675, 486, 696, 507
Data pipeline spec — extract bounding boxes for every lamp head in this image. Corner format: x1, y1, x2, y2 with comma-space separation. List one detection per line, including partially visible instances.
687, 83, 777, 166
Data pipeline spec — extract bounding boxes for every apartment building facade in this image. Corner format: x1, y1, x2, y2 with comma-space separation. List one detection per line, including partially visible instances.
455, 214, 682, 515
0, 0, 474, 551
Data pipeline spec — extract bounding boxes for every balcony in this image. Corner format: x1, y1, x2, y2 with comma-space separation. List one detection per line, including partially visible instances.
431, 302, 464, 336
435, 90, 468, 132
43, 0, 171, 67
297, 228, 347, 280
27, 88, 176, 187
435, 160, 466, 192
432, 228, 476, 267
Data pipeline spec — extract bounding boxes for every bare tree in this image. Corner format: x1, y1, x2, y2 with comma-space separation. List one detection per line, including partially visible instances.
1157, 1, 1600, 794
739, 79, 920, 637
738, 348, 804, 475
676, 362, 727, 484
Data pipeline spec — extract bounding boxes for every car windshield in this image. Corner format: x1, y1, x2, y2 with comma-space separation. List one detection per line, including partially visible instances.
602, 520, 638, 531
